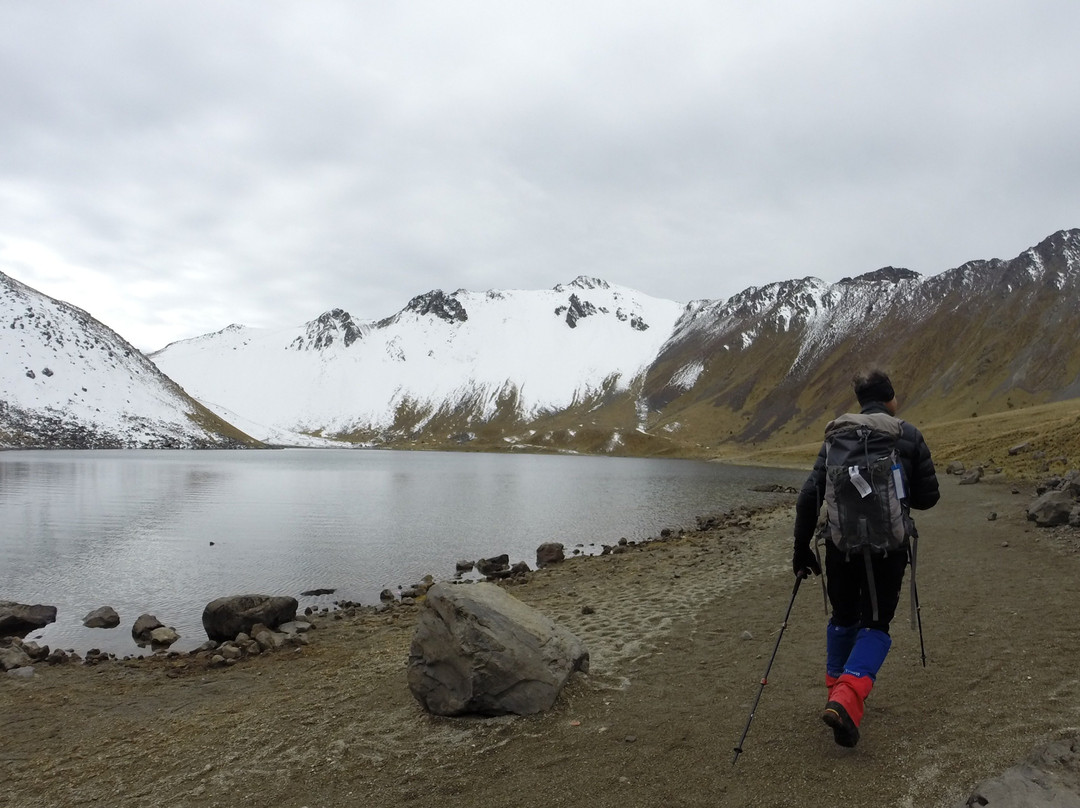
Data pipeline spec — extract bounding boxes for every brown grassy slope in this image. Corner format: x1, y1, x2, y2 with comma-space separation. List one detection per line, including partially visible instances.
717, 396, 1080, 479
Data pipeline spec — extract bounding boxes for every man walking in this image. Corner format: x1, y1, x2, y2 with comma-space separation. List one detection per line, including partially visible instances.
792, 369, 939, 747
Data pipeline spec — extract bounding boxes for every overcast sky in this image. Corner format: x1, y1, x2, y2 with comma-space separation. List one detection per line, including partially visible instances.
2, 1, 1078, 350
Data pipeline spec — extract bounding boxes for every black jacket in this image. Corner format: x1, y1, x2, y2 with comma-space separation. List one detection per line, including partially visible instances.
793, 402, 940, 546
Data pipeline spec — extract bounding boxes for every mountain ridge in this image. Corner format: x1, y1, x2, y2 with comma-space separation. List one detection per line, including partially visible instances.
3, 229, 1079, 453
0, 271, 263, 449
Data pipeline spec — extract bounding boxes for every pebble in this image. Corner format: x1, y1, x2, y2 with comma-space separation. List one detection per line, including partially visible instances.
741, 631, 754, 640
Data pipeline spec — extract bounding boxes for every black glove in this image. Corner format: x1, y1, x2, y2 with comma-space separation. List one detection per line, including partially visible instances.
792, 541, 821, 578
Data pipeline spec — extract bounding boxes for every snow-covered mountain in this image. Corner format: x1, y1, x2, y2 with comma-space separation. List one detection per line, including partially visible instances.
5, 229, 1079, 453
0, 271, 261, 449
151, 277, 684, 446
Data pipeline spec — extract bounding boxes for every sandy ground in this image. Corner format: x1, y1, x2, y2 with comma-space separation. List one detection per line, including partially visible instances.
3, 474, 1079, 808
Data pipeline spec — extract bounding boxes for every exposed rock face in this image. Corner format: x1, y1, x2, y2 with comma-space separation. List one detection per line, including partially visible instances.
83, 606, 120, 629
403, 290, 469, 324
0, 601, 57, 637
201, 595, 298, 642
408, 582, 589, 716
959, 735, 1080, 807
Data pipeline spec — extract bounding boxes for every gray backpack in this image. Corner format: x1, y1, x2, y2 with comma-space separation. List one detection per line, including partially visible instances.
823, 412, 913, 554
820, 412, 918, 626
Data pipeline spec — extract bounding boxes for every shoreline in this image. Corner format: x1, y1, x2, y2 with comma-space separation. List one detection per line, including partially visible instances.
5, 473, 1080, 806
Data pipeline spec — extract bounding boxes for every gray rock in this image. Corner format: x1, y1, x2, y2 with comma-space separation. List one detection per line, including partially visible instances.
277, 620, 313, 635
83, 606, 121, 629
1007, 442, 1031, 456
1027, 491, 1076, 527
455, 560, 475, 573
959, 735, 1080, 807
379, 589, 396, 602
408, 582, 589, 717
201, 595, 298, 642
150, 627, 180, 646
20, 641, 48, 661
0, 644, 33, 671
475, 554, 511, 577
959, 468, 984, 485
536, 542, 565, 567
1070, 506, 1080, 529
132, 613, 165, 643
7, 665, 35, 678
0, 601, 57, 637
946, 461, 966, 475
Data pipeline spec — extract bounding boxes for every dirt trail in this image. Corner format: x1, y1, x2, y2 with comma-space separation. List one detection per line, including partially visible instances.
2, 475, 1078, 808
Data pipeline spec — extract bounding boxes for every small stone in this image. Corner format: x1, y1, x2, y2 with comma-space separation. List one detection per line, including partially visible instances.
741, 631, 753, 640
581, 605, 595, 615
987, 512, 998, 521
1001, 542, 1010, 548
625, 736, 637, 743
7, 666, 35, 678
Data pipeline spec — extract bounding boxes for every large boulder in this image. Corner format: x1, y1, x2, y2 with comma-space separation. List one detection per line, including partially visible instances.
1027, 491, 1076, 527
958, 735, 1080, 807
0, 602, 57, 637
408, 582, 589, 717
201, 595, 298, 642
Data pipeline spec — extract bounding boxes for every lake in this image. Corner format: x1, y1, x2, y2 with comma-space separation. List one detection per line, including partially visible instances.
0, 449, 806, 656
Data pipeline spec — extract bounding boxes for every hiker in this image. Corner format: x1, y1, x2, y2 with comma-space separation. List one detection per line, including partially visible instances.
791, 368, 939, 748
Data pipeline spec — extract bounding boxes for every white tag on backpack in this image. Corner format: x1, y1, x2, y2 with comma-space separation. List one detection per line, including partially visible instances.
848, 466, 873, 498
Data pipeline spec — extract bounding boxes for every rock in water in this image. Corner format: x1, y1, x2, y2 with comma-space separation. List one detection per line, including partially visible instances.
83, 606, 121, 629
0, 602, 57, 637
535, 542, 565, 567
132, 614, 164, 643
408, 582, 589, 716
201, 595, 298, 642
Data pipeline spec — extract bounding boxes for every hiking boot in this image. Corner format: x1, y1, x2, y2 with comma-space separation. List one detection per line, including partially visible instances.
822, 700, 860, 747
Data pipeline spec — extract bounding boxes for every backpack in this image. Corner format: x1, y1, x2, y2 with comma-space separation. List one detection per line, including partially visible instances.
822, 412, 913, 554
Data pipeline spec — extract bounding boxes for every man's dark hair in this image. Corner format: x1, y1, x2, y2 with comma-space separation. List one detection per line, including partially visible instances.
853, 368, 895, 406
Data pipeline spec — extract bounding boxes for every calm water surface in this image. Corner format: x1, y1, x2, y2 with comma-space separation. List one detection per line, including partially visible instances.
0, 449, 805, 655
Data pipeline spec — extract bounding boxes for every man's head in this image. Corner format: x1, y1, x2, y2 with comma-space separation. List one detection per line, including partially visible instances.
853, 368, 897, 414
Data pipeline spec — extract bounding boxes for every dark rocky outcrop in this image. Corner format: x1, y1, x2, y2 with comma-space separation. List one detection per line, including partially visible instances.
201, 595, 298, 643
0, 601, 57, 637
408, 582, 589, 716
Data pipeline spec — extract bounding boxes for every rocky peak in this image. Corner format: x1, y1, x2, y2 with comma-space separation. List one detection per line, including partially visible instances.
555, 276, 611, 293
843, 266, 922, 285
289, 308, 365, 351
402, 290, 469, 324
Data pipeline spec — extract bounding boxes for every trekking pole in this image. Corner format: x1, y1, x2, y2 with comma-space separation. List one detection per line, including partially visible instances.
731, 571, 805, 766
909, 540, 927, 667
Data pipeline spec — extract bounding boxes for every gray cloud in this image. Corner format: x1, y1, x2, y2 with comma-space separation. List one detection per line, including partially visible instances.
1, 0, 1078, 349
